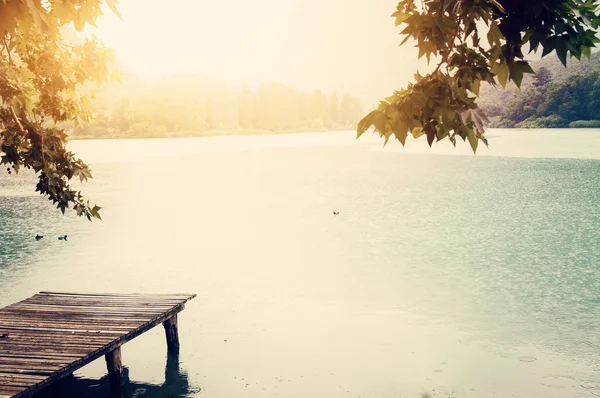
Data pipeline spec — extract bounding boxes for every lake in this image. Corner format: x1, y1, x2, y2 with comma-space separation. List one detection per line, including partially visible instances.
0, 129, 599, 398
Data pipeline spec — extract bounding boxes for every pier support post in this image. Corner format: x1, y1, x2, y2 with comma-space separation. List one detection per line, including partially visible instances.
163, 313, 180, 354
105, 347, 123, 394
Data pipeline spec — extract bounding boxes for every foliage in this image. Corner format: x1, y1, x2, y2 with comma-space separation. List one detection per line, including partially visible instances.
480, 53, 600, 128
357, 0, 600, 152
532, 66, 552, 88
518, 115, 567, 128
569, 120, 600, 128
70, 76, 364, 139
0, 0, 119, 220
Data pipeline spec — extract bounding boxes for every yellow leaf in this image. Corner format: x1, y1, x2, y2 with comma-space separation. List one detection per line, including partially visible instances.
105, 0, 123, 20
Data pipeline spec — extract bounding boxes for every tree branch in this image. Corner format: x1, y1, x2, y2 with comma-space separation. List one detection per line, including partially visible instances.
3, 35, 12, 64
9, 105, 26, 135
3, 35, 23, 135
434, 16, 462, 74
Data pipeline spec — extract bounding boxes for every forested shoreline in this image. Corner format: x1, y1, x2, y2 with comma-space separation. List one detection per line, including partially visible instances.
68, 74, 363, 140
69, 51, 600, 142
479, 52, 600, 128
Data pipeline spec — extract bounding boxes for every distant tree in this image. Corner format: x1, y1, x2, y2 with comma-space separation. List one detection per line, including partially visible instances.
238, 83, 254, 129
533, 66, 552, 88
298, 92, 310, 122
358, 0, 600, 152
341, 94, 362, 125
340, 94, 363, 126
204, 99, 214, 130
310, 91, 330, 126
110, 98, 130, 131
587, 80, 600, 119
557, 92, 580, 120
329, 93, 340, 125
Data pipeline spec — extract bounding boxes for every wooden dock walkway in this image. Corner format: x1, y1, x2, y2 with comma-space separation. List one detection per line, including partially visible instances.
0, 291, 195, 398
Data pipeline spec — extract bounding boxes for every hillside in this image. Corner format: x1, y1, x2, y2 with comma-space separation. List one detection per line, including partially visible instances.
478, 52, 600, 128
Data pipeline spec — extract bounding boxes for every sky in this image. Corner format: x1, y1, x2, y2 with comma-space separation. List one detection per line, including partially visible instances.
88, 0, 428, 104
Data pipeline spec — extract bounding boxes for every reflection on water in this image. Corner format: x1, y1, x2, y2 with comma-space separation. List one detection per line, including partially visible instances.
34, 353, 199, 398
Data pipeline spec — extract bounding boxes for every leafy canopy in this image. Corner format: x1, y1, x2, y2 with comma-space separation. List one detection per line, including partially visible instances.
357, 0, 600, 152
0, 0, 120, 220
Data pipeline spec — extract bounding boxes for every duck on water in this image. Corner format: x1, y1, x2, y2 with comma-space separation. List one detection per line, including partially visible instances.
34, 235, 67, 241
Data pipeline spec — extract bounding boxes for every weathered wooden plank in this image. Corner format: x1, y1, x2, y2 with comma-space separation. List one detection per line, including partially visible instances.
0, 318, 141, 328
0, 373, 47, 381
0, 337, 116, 346
0, 359, 71, 368
0, 381, 33, 389
0, 386, 26, 395
0, 309, 165, 318
27, 295, 188, 303
5, 303, 172, 312
0, 336, 117, 345
0, 338, 105, 347
0, 313, 150, 322
0, 364, 63, 373
0, 341, 97, 349
19, 299, 181, 308
0, 325, 128, 334
1, 304, 168, 312
46, 292, 194, 296
0, 321, 139, 331
0, 353, 84, 360
39, 292, 195, 298
0, 329, 127, 338
0, 312, 162, 321
0, 341, 107, 350
5, 303, 169, 310
0, 332, 116, 341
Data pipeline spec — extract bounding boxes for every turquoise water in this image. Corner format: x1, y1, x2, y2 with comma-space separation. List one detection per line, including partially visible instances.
0, 129, 599, 398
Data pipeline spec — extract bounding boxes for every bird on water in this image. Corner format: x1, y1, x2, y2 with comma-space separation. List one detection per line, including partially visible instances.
35, 234, 43, 240
58, 235, 68, 241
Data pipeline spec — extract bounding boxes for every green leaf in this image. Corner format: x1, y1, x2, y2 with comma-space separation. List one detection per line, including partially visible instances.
541, 38, 557, 57
509, 61, 535, 88
487, 21, 503, 47
373, 112, 388, 134
411, 127, 424, 139
556, 39, 568, 66
582, 45, 592, 60
392, 10, 409, 26
467, 130, 478, 153
425, 124, 435, 147
90, 205, 102, 220
357, 110, 377, 138
492, 61, 510, 88
418, 41, 437, 63
471, 79, 480, 95
390, 113, 409, 146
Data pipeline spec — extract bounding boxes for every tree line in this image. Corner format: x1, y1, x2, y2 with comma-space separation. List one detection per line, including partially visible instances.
70, 75, 363, 139
479, 52, 600, 128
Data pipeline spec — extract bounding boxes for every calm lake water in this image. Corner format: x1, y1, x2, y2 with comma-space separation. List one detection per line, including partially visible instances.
1, 129, 599, 398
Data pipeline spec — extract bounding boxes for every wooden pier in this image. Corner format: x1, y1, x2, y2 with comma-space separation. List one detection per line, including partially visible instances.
0, 291, 195, 398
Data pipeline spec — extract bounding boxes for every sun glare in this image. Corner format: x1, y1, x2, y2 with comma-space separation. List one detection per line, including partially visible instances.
88, 0, 423, 104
